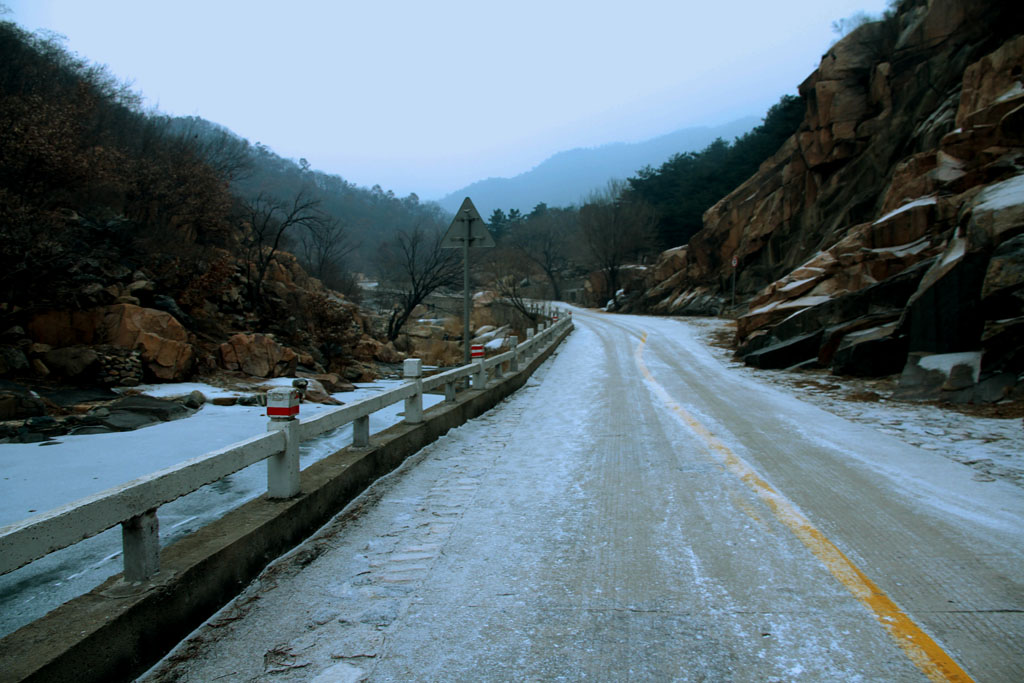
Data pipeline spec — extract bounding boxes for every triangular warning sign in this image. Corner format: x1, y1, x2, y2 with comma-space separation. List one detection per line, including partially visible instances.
441, 197, 495, 249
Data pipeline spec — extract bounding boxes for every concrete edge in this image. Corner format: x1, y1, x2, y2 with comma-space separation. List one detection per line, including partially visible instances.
0, 323, 573, 683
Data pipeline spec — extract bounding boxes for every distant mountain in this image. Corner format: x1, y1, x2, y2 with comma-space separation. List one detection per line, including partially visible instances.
436, 117, 759, 216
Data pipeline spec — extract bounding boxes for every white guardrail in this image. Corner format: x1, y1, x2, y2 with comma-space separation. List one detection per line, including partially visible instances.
0, 311, 572, 583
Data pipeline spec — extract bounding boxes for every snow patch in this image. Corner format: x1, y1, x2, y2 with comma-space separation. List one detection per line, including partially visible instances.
940, 237, 967, 268
995, 82, 1024, 103
779, 277, 818, 293
870, 236, 931, 257
919, 351, 981, 383
873, 196, 937, 225
974, 173, 1024, 213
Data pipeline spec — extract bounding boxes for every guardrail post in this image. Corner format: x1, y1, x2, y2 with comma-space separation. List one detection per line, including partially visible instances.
122, 508, 160, 582
472, 358, 485, 388
444, 378, 457, 403
353, 415, 370, 447
404, 358, 423, 424
509, 335, 519, 371
266, 387, 301, 499
526, 328, 535, 359
494, 344, 505, 379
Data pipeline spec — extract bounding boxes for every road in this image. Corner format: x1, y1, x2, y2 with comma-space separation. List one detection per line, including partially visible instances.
143, 308, 1024, 682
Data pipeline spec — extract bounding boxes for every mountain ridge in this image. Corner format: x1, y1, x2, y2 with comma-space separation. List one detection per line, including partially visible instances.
436, 117, 759, 216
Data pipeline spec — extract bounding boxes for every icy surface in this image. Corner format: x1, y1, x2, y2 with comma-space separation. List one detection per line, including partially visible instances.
0, 381, 443, 637
138, 310, 1022, 682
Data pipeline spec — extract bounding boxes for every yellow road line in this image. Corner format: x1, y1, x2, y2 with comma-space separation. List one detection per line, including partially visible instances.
634, 332, 973, 683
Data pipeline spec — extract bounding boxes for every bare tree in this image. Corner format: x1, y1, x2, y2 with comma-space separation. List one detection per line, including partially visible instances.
578, 180, 657, 306
377, 222, 461, 341
298, 216, 358, 290
480, 246, 541, 323
509, 208, 574, 301
240, 190, 323, 311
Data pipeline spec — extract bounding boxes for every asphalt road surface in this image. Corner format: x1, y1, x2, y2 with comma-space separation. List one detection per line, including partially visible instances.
143, 308, 1024, 682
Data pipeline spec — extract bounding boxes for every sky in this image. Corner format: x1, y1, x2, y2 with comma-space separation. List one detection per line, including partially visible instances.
4, 0, 891, 199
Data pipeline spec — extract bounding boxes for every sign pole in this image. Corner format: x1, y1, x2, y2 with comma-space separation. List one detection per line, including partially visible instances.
463, 229, 471, 366
440, 197, 494, 368
731, 255, 738, 308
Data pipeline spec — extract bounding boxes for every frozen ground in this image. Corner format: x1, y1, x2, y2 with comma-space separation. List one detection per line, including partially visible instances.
683, 316, 1024, 488
0, 380, 443, 638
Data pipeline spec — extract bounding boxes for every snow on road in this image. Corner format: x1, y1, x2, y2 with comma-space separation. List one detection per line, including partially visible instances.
141, 309, 1024, 681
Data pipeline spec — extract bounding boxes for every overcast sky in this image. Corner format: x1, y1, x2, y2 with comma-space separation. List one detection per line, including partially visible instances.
5, 0, 889, 199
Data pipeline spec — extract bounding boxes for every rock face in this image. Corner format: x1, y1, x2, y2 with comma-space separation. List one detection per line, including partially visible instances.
629, 0, 1024, 401
27, 304, 193, 382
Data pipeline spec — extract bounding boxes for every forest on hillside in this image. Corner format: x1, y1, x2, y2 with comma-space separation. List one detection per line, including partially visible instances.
1, 11, 809, 332
481, 93, 807, 307
0, 18, 443, 322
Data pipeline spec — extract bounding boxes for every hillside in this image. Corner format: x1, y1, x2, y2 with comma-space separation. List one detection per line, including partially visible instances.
436, 117, 757, 216
626, 0, 1024, 405
0, 19, 438, 420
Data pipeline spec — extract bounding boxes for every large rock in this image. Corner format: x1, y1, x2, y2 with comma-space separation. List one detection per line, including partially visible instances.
965, 174, 1024, 251
830, 322, 907, 376
0, 347, 29, 376
980, 233, 1024, 319
219, 333, 297, 378
43, 346, 99, 381
27, 304, 193, 381
0, 387, 46, 421
892, 351, 982, 402
902, 238, 989, 354
743, 330, 824, 370
956, 35, 1024, 129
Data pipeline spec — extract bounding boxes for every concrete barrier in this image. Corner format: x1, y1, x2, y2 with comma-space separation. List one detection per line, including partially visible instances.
0, 319, 573, 683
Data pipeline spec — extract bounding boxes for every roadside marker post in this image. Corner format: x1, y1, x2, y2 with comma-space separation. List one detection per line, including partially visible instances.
266, 388, 301, 499
470, 344, 486, 388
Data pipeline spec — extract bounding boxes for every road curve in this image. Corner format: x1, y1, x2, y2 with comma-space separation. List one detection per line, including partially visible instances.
143, 308, 1024, 682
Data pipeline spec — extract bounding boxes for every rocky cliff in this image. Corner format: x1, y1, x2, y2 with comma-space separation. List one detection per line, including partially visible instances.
627, 0, 1024, 402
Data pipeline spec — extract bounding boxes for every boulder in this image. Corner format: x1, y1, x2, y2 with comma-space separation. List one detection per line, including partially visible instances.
902, 239, 989, 354
70, 395, 194, 435
980, 317, 1024, 375
965, 174, 1024, 251
43, 347, 99, 381
831, 322, 907, 377
0, 389, 46, 421
742, 329, 824, 370
219, 333, 297, 378
980, 233, 1024, 319
352, 336, 383, 363
27, 304, 193, 381
296, 371, 355, 393
300, 378, 343, 405
0, 347, 29, 376
892, 351, 982, 401
374, 341, 404, 364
